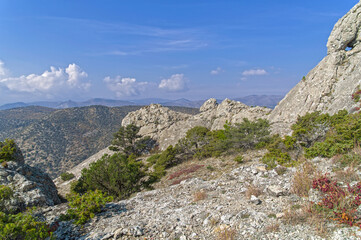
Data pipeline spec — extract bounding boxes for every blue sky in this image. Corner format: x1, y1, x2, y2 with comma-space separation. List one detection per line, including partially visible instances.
0, 0, 358, 104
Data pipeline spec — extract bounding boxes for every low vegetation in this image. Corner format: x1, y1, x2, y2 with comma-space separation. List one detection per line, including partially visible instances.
60, 190, 113, 225
0, 210, 54, 240
60, 172, 75, 181
71, 153, 145, 200
0, 139, 18, 163
0, 183, 53, 240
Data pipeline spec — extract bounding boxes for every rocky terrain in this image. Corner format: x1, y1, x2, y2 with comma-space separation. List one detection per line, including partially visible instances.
0, 146, 60, 214
268, 2, 361, 135
49, 154, 361, 239
122, 99, 271, 150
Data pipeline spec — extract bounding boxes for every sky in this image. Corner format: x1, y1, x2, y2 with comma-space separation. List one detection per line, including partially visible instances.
0, 0, 359, 104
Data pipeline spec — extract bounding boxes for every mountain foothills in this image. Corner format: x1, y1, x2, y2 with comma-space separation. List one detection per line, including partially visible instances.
0, 105, 198, 178
3, 2, 361, 240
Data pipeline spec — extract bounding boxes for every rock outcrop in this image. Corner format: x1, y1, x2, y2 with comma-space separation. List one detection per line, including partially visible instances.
269, 1, 361, 134
122, 99, 271, 150
0, 160, 61, 213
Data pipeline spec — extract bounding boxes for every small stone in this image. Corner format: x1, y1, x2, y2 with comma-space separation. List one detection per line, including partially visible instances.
276, 213, 285, 218
256, 166, 267, 172
250, 195, 261, 205
267, 185, 286, 197
180, 235, 187, 240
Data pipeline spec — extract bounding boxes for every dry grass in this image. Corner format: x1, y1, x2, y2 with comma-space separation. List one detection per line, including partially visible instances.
245, 184, 262, 199
282, 207, 309, 225
209, 217, 219, 227
1, 161, 8, 168
334, 166, 360, 183
352, 145, 361, 155
193, 190, 207, 202
291, 160, 316, 197
275, 166, 287, 175
264, 222, 280, 233
214, 225, 237, 240
282, 203, 330, 238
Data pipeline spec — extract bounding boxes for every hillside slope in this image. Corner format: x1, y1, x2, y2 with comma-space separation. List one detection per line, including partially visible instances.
0, 105, 199, 178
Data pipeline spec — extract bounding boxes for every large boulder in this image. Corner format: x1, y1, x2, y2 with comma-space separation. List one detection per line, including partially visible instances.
269, 2, 361, 135
122, 99, 271, 150
0, 161, 61, 213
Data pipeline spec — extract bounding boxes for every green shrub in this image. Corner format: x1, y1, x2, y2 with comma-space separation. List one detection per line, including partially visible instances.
283, 136, 297, 150
178, 119, 270, 161
151, 145, 177, 179
291, 111, 331, 147
234, 155, 244, 163
179, 126, 210, 153
224, 118, 270, 150
60, 190, 112, 225
0, 210, 53, 240
109, 124, 156, 156
302, 111, 361, 158
60, 172, 75, 181
75, 153, 145, 199
206, 165, 215, 171
146, 153, 161, 165
0, 139, 18, 163
262, 148, 292, 169
0, 185, 13, 201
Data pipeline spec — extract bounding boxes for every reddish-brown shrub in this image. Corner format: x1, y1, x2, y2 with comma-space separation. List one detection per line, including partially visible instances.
168, 164, 204, 180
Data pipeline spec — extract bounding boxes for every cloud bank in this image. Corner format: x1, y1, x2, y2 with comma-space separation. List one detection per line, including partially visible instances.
0, 62, 91, 95
158, 74, 188, 92
104, 76, 148, 97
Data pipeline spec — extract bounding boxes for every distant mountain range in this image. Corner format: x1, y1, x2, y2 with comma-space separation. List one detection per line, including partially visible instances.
0, 95, 284, 111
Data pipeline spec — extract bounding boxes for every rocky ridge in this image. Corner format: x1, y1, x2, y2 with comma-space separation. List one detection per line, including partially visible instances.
268, 1, 361, 134
122, 98, 271, 150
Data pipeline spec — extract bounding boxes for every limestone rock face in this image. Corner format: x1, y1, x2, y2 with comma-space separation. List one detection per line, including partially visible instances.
327, 2, 361, 54
121, 104, 192, 144
269, 1, 361, 135
0, 161, 61, 213
122, 99, 271, 150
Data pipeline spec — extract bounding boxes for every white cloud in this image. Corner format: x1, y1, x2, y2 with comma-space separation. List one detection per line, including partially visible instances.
158, 74, 188, 92
0, 63, 90, 94
65, 64, 90, 90
242, 69, 268, 76
104, 76, 148, 97
0, 60, 8, 76
210, 67, 222, 75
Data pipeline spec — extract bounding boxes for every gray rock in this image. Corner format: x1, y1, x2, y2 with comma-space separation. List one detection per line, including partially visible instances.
250, 195, 262, 205
0, 161, 60, 213
268, 1, 361, 135
267, 185, 286, 197
122, 99, 271, 150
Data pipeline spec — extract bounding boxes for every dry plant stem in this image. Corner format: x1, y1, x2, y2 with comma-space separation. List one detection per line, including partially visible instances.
245, 184, 262, 199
